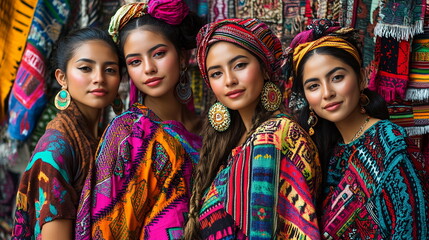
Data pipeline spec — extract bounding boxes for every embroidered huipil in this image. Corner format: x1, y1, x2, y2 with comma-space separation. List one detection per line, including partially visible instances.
321, 120, 429, 239
199, 114, 322, 239
75, 103, 202, 240
12, 101, 98, 239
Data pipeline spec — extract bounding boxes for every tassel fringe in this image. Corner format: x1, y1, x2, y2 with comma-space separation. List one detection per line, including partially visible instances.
374, 20, 424, 41
405, 88, 429, 101
405, 125, 429, 136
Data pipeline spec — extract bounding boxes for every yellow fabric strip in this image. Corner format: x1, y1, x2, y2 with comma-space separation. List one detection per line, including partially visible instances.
0, 0, 38, 121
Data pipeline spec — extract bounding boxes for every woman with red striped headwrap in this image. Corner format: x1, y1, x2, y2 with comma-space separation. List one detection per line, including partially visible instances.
184, 18, 322, 240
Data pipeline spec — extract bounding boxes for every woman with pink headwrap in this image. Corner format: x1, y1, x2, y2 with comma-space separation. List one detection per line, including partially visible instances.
75, 1, 204, 239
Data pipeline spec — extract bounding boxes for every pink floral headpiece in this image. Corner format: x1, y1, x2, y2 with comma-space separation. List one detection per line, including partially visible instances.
108, 0, 189, 43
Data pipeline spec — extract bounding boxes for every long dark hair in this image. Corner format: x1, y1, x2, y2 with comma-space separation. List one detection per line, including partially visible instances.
291, 43, 389, 166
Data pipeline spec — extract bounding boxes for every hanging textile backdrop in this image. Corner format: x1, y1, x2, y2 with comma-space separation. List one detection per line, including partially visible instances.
0, 0, 38, 122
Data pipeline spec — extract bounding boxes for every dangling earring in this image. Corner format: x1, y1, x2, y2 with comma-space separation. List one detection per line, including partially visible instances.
261, 81, 282, 111
307, 107, 318, 136
176, 66, 192, 104
359, 92, 370, 114
54, 86, 71, 110
208, 102, 231, 132
111, 94, 124, 115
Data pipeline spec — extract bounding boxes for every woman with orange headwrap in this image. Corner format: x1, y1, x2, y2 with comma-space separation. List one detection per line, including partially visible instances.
288, 19, 429, 239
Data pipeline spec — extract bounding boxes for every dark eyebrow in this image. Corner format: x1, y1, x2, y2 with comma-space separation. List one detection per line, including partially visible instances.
76, 58, 118, 66
125, 44, 168, 60
125, 53, 140, 60
76, 58, 95, 64
148, 43, 167, 53
303, 66, 347, 85
207, 55, 248, 72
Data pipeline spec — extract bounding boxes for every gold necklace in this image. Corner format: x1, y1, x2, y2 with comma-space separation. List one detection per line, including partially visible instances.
351, 116, 370, 142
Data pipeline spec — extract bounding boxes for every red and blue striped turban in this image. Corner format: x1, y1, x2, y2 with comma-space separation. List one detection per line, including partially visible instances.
196, 18, 285, 86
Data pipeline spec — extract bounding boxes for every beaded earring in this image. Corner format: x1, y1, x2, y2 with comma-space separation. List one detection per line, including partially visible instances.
307, 107, 318, 136
208, 102, 231, 132
111, 94, 124, 115
54, 86, 71, 110
176, 66, 192, 104
359, 92, 370, 114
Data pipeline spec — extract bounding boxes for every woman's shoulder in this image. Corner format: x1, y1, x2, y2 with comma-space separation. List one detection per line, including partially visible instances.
108, 104, 157, 128
258, 114, 310, 136
370, 119, 408, 145
255, 114, 316, 147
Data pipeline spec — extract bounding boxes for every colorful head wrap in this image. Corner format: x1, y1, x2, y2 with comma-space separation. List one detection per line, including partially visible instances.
108, 0, 189, 43
292, 35, 361, 73
196, 18, 285, 86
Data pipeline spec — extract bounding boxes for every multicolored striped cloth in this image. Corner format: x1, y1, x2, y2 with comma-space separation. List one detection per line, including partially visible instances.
198, 114, 322, 239
0, 0, 37, 122
75, 103, 202, 240
321, 120, 429, 239
406, 37, 429, 101
7, 0, 70, 141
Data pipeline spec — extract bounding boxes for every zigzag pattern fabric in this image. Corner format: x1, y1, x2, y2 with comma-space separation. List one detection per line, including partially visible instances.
321, 120, 429, 239
76, 103, 202, 240
198, 115, 322, 239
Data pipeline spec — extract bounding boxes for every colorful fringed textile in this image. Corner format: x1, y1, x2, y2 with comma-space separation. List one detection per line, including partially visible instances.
388, 102, 415, 128
321, 120, 429, 240
198, 115, 321, 239
11, 101, 98, 239
406, 37, 429, 101
374, 0, 425, 41
75, 103, 201, 240
407, 102, 429, 136
7, 0, 70, 141
369, 37, 410, 103
0, 0, 37, 122
404, 35, 429, 136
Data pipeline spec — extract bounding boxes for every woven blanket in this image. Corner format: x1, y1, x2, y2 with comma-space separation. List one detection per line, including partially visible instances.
235, 0, 283, 23
374, 0, 425, 41
387, 102, 415, 128
405, 36, 429, 101
0, 0, 37, 122
369, 37, 410, 103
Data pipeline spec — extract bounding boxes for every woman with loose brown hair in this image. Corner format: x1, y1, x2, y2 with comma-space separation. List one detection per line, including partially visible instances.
184, 18, 322, 239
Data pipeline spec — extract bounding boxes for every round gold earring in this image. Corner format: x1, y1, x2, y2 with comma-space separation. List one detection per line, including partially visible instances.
54, 86, 71, 110
261, 81, 282, 111
208, 102, 231, 132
